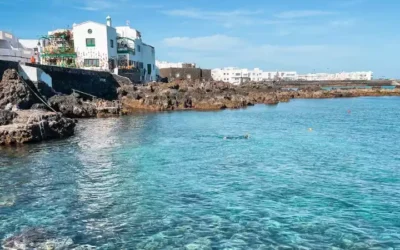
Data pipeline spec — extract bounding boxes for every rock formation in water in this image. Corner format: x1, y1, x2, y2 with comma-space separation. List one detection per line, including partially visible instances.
0, 110, 76, 145
117, 80, 400, 112
48, 93, 122, 118
118, 81, 255, 111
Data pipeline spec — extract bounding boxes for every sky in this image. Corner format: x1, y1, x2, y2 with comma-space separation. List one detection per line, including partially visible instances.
0, 0, 399, 78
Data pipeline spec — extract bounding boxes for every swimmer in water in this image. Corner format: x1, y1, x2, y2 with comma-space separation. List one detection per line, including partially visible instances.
223, 134, 250, 140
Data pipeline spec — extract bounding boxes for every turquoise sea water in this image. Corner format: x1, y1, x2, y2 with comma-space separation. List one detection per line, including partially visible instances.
1, 97, 400, 249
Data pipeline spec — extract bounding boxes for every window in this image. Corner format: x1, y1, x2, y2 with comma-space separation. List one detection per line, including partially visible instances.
86, 38, 95, 47
84, 59, 99, 67
236, 73, 240, 76
110, 39, 114, 48
137, 45, 141, 52
88, 29, 92, 34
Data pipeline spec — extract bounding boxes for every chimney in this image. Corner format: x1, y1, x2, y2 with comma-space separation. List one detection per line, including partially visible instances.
106, 16, 112, 27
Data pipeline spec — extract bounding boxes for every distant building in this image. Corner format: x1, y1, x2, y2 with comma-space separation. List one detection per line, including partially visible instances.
298, 72, 373, 81
156, 60, 196, 69
212, 67, 373, 84
212, 67, 296, 85
0, 31, 35, 63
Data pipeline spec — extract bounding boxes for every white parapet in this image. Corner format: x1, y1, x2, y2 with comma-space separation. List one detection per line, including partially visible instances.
18, 64, 52, 87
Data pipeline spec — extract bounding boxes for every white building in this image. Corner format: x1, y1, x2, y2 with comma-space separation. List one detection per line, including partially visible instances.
72, 16, 117, 71
155, 60, 196, 69
116, 26, 156, 82
0, 31, 35, 63
212, 67, 298, 85
298, 71, 373, 81
213, 67, 373, 84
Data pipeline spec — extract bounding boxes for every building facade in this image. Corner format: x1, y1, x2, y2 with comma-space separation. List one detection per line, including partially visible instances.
38, 29, 76, 67
297, 71, 373, 81
212, 68, 297, 85
116, 26, 156, 82
212, 67, 373, 84
72, 16, 117, 71
0, 31, 35, 63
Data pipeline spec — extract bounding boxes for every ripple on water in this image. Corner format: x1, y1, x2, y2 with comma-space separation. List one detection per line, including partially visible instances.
1, 98, 400, 249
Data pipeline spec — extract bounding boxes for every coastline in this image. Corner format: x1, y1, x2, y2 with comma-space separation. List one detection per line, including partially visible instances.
118, 81, 400, 113
1, 66, 399, 145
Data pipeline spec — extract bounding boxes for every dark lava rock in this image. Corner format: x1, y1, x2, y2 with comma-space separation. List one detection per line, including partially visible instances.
0, 110, 17, 126
31, 103, 50, 111
0, 110, 76, 145
48, 95, 97, 118
0, 69, 36, 109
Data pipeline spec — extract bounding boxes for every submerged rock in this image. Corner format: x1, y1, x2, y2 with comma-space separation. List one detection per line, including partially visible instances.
0, 110, 76, 145
2, 228, 74, 250
0, 194, 16, 207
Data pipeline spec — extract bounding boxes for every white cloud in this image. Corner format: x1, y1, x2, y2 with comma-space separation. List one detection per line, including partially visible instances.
162, 9, 263, 20
138, 4, 163, 9
275, 10, 337, 19
329, 19, 355, 27
160, 34, 357, 71
75, 0, 114, 11
161, 8, 287, 27
163, 35, 243, 51
337, 0, 366, 7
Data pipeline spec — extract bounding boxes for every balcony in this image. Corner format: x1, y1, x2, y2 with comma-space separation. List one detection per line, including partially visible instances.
117, 46, 135, 54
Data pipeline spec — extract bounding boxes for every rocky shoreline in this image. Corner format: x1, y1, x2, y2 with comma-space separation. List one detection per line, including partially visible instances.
118, 81, 400, 112
1, 67, 399, 145
0, 69, 122, 145
0, 110, 75, 145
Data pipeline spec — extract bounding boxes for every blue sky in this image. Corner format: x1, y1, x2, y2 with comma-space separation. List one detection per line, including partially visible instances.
1, 0, 399, 78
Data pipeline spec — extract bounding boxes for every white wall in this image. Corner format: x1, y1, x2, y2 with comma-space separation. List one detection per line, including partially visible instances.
73, 21, 117, 70
18, 64, 52, 87
141, 44, 156, 81
106, 25, 117, 61
116, 26, 156, 82
116, 26, 140, 40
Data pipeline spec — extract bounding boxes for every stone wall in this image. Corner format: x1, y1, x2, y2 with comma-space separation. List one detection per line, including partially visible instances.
201, 69, 212, 81
159, 68, 212, 82
118, 69, 142, 83
0, 60, 136, 100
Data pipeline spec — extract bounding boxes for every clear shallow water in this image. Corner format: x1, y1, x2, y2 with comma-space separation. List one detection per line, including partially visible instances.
1, 97, 400, 249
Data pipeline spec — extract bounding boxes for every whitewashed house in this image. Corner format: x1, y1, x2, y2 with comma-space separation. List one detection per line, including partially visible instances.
298, 72, 373, 81
212, 68, 298, 84
116, 26, 156, 82
72, 16, 117, 71
0, 31, 35, 63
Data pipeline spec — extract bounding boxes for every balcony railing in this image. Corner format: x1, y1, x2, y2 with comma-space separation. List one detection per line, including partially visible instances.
117, 46, 135, 54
